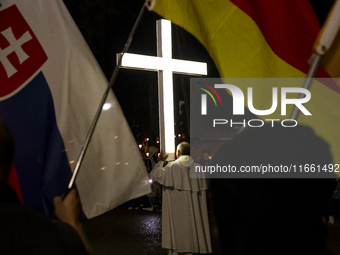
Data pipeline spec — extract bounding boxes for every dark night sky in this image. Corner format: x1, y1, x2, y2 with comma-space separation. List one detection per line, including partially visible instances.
62, 0, 335, 144
63, 0, 221, 145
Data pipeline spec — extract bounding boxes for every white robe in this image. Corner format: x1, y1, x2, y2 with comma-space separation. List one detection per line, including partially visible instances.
150, 156, 212, 254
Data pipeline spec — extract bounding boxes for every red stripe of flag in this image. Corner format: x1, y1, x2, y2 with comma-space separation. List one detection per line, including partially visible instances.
9, 164, 23, 204
231, 0, 340, 93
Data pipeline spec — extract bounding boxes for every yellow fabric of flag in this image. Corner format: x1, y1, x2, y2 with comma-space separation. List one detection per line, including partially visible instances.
152, 0, 340, 167
321, 32, 340, 81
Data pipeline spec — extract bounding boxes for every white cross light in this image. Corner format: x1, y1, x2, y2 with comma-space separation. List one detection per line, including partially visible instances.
117, 19, 207, 160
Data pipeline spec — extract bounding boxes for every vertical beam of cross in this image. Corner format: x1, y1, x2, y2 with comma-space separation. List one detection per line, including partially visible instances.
117, 19, 207, 160
157, 19, 174, 161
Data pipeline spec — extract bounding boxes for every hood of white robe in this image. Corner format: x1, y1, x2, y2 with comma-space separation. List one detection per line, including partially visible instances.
176, 155, 192, 168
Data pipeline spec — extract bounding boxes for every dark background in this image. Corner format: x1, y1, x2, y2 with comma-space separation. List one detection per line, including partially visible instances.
62, 0, 335, 146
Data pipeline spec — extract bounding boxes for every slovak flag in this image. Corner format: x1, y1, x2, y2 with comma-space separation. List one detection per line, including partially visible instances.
0, 0, 151, 218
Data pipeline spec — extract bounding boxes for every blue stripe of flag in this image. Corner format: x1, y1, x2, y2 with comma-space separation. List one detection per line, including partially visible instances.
0, 72, 72, 216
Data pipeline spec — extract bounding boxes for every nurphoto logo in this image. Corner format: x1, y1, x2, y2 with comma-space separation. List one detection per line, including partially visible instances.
197, 82, 312, 128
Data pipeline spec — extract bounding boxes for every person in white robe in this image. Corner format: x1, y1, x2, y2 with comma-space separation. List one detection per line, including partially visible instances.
150, 142, 212, 255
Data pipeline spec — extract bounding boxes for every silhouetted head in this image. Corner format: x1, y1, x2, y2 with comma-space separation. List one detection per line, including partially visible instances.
211, 124, 334, 255
0, 119, 14, 182
201, 151, 209, 161
148, 146, 158, 157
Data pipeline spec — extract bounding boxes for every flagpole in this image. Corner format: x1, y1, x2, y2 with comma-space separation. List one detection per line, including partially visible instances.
290, 0, 340, 121
64, 2, 147, 197
289, 54, 322, 120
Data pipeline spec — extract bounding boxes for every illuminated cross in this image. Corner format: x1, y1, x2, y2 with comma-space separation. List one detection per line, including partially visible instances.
117, 19, 207, 160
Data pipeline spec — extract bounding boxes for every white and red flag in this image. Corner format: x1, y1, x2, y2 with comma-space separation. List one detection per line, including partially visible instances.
0, 0, 151, 218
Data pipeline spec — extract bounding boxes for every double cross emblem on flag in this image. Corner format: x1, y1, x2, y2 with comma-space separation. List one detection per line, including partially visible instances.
0, 5, 47, 98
